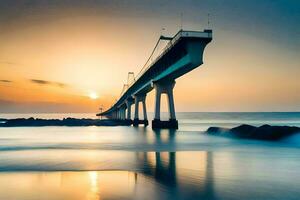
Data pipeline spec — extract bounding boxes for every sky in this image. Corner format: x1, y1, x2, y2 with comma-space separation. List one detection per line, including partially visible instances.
0, 0, 299, 113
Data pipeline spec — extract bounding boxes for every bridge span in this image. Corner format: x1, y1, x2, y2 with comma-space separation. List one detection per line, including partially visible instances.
97, 29, 212, 129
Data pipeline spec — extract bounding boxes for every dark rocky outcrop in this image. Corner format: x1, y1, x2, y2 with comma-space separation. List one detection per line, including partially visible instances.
0, 117, 132, 127
207, 127, 229, 133
207, 124, 300, 141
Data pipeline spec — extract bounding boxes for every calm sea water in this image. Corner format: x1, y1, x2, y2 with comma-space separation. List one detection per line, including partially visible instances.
0, 112, 300, 200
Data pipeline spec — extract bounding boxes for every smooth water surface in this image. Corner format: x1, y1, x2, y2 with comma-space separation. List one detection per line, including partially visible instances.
0, 112, 300, 200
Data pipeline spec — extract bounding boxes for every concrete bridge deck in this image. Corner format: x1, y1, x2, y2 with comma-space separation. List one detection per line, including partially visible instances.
97, 29, 212, 129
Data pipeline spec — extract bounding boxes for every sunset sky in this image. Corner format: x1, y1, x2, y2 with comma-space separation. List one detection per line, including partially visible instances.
0, 0, 299, 113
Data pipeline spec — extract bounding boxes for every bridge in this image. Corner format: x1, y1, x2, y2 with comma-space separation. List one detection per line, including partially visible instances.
97, 29, 212, 129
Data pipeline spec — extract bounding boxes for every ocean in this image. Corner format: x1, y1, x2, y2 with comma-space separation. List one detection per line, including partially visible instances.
0, 112, 300, 200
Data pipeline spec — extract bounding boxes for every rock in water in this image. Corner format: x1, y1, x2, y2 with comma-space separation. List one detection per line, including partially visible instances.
207, 127, 229, 133
207, 124, 300, 141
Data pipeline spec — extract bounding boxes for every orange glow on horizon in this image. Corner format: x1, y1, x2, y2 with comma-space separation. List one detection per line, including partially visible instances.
0, 6, 299, 113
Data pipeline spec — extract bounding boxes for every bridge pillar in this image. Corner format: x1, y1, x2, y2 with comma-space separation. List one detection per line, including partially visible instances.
123, 108, 126, 120
123, 107, 127, 120
119, 109, 122, 120
152, 81, 178, 129
126, 99, 133, 121
142, 100, 148, 121
116, 109, 120, 119
133, 94, 149, 127
134, 97, 139, 124
119, 106, 126, 120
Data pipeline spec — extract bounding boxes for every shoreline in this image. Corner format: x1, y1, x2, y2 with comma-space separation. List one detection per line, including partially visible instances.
0, 117, 132, 127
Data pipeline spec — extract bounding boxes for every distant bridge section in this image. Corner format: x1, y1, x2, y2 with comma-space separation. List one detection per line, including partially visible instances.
98, 29, 212, 129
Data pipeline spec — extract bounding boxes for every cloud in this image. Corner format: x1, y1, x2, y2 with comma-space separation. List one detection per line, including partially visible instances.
0, 99, 90, 113
0, 80, 12, 83
0, 61, 22, 66
30, 79, 67, 88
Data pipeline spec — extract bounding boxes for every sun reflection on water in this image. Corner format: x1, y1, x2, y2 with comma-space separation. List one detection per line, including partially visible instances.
0, 150, 298, 200
87, 171, 100, 200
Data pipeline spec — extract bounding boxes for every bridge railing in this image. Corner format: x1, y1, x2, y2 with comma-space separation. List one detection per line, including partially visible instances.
128, 30, 212, 89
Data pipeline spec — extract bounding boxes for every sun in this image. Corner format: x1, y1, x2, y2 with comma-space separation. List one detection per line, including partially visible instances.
89, 92, 99, 100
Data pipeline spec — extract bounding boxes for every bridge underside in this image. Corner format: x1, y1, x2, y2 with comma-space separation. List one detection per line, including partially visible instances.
97, 30, 212, 129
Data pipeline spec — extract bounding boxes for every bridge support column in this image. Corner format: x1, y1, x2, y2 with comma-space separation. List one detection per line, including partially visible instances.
133, 94, 149, 127
152, 81, 178, 129
142, 100, 148, 121
133, 97, 139, 125
117, 110, 119, 119
119, 109, 121, 120
121, 108, 124, 120
126, 99, 133, 122
123, 107, 127, 120
123, 108, 126, 120
119, 108, 123, 120
119, 106, 126, 120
